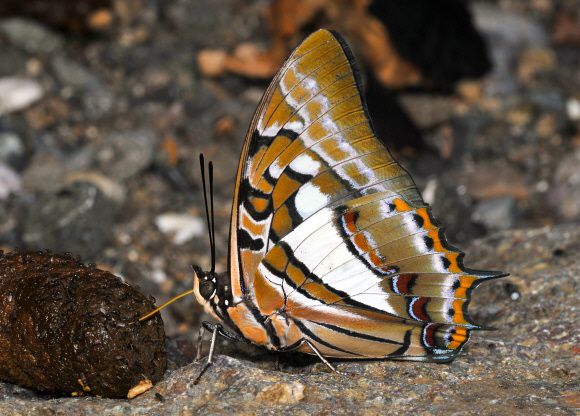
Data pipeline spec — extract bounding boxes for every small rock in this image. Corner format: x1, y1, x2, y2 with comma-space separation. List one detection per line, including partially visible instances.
0, 131, 26, 170
21, 154, 68, 193
535, 113, 557, 139
21, 182, 115, 259
517, 48, 556, 85
0, 77, 43, 115
166, 0, 238, 47
0, 18, 64, 54
464, 162, 529, 201
23, 96, 71, 130
82, 89, 114, 119
51, 56, 114, 119
398, 94, 456, 130
505, 103, 534, 127
550, 148, 580, 220
97, 131, 156, 180
0, 163, 21, 200
527, 89, 564, 112
471, 196, 518, 231
21, 148, 94, 193
0, 44, 28, 77
0, 201, 18, 245
51, 56, 102, 89
567, 97, 580, 121
155, 213, 204, 245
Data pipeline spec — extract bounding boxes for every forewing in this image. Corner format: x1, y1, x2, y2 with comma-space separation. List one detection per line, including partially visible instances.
229, 29, 422, 300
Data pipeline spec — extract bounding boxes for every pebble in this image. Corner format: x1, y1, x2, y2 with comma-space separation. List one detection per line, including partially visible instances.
0, 202, 18, 245
398, 94, 456, 130
155, 213, 205, 245
0, 163, 21, 200
0, 45, 28, 77
97, 131, 156, 181
51, 56, 114, 119
517, 48, 556, 85
567, 97, 580, 121
471, 196, 518, 231
550, 148, 580, 220
528, 90, 565, 112
82, 89, 114, 119
0, 18, 64, 54
51, 56, 102, 90
21, 147, 94, 193
0, 77, 44, 115
0, 131, 26, 170
21, 182, 115, 259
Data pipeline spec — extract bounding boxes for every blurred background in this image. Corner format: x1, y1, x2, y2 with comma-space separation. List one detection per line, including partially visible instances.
0, 0, 579, 336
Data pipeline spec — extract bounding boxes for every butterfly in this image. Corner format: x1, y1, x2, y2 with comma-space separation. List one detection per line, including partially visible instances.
142, 29, 506, 378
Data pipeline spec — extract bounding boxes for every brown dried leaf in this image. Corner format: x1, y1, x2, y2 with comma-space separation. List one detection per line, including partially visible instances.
224, 43, 279, 79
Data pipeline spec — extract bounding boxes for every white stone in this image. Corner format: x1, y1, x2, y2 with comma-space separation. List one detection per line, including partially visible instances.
155, 213, 205, 245
0, 77, 43, 115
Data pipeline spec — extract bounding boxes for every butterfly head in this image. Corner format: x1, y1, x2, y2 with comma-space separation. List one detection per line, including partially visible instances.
192, 265, 217, 305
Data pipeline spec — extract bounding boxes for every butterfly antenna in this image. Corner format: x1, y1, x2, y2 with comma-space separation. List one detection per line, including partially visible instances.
199, 154, 216, 273
209, 160, 216, 273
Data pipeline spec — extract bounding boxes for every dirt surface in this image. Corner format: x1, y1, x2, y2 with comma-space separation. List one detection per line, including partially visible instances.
0, 226, 577, 414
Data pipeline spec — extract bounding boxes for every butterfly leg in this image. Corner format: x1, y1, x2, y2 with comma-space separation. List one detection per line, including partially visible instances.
304, 339, 337, 373
193, 324, 219, 385
194, 325, 205, 362
196, 321, 247, 361
193, 321, 247, 383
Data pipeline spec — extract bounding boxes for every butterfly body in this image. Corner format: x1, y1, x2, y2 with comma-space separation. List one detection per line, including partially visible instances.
194, 30, 505, 363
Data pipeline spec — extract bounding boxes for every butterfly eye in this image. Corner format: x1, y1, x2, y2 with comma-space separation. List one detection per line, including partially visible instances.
198, 276, 216, 301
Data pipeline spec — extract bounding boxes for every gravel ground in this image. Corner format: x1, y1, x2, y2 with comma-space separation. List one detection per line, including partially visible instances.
0, 225, 577, 414
0, 0, 579, 413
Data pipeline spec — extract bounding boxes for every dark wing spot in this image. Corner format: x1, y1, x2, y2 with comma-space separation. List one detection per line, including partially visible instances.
237, 229, 264, 251
423, 235, 434, 250
413, 213, 425, 228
